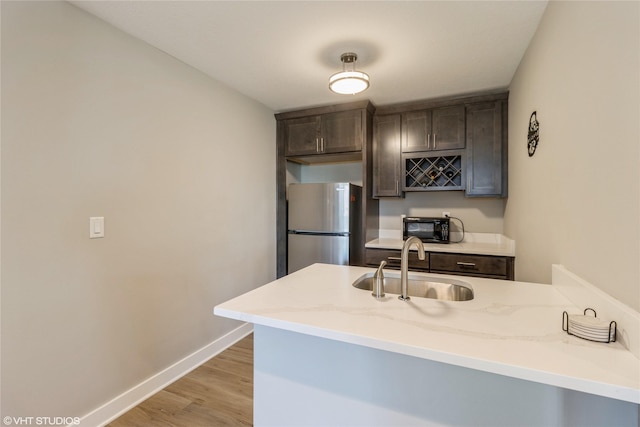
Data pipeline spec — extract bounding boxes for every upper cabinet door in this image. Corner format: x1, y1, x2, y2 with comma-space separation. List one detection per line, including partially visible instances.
284, 116, 321, 156
431, 105, 465, 151
321, 109, 363, 154
402, 110, 432, 152
465, 101, 506, 197
402, 105, 464, 152
373, 114, 403, 198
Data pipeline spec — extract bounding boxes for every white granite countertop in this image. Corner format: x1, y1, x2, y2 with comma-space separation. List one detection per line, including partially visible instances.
214, 263, 639, 403
366, 232, 516, 257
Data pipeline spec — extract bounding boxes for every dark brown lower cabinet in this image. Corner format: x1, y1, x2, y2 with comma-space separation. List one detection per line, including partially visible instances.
365, 248, 429, 271
366, 248, 514, 280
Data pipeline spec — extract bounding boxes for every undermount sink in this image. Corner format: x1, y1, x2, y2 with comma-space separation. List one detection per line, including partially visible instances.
352, 272, 474, 301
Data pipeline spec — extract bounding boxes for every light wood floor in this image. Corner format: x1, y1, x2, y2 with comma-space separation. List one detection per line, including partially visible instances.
108, 334, 253, 427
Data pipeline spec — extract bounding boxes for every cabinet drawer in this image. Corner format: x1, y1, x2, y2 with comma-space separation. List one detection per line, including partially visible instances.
429, 253, 510, 278
365, 249, 429, 271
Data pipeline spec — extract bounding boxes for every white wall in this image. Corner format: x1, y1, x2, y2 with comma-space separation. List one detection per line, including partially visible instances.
1, 0, 275, 421
505, 1, 639, 311
300, 162, 363, 186
285, 161, 364, 187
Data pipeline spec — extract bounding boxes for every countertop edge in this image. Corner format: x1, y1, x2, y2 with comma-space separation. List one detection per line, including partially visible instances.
213, 306, 640, 404
365, 236, 516, 257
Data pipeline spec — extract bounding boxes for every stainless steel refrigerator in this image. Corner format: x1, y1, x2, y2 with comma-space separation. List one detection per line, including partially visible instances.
287, 182, 362, 274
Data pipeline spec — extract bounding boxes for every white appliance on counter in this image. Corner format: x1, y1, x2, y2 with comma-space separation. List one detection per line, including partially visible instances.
287, 182, 362, 274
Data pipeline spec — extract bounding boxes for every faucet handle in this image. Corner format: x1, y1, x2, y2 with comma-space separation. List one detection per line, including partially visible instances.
374, 260, 387, 277
372, 261, 386, 299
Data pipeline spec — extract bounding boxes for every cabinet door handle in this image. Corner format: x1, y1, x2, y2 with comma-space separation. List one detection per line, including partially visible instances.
456, 262, 476, 268
433, 133, 437, 149
316, 137, 320, 152
320, 137, 324, 152
427, 133, 430, 149
395, 180, 399, 195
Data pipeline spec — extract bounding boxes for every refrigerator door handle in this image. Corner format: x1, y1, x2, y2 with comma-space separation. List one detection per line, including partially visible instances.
289, 230, 350, 237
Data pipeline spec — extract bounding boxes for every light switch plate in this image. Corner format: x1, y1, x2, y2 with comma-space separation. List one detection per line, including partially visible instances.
89, 217, 104, 239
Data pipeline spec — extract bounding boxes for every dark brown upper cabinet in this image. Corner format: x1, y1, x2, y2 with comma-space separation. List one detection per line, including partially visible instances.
465, 100, 508, 197
372, 114, 402, 197
372, 91, 508, 198
402, 105, 465, 153
284, 109, 363, 157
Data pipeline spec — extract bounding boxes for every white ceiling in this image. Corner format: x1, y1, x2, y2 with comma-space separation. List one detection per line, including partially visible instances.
70, 1, 548, 112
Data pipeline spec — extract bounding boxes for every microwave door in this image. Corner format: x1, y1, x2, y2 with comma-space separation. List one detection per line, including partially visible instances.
411, 222, 434, 240
422, 223, 435, 238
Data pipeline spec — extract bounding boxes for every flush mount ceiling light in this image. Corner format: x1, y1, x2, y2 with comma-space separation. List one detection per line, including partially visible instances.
329, 52, 370, 95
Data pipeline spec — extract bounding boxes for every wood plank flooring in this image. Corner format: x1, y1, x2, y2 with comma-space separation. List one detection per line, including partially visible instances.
107, 334, 253, 427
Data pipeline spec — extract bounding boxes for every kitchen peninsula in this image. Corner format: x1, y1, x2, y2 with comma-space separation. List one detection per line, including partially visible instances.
214, 264, 639, 426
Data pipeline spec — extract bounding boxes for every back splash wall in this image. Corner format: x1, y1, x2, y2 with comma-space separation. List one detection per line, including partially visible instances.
379, 192, 506, 235
285, 162, 506, 236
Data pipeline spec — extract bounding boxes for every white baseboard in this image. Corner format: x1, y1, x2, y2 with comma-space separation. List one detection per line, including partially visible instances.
77, 323, 253, 427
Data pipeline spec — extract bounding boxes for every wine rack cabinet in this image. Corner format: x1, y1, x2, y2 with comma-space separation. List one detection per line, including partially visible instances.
403, 151, 464, 191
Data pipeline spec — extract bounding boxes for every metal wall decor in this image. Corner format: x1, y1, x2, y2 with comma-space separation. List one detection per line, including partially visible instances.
527, 111, 539, 157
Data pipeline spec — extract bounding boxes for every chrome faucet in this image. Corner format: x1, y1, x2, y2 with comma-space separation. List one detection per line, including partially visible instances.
399, 236, 425, 301
372, 260, 387, 299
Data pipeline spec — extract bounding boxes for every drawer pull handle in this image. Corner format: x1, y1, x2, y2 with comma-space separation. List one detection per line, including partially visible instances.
387, 256, 402, 262
457, 262, 476, 268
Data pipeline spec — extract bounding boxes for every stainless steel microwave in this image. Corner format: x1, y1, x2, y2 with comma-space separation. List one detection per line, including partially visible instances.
403, 217, 450, 244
